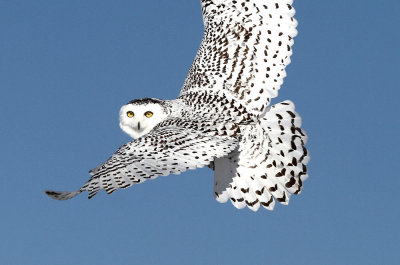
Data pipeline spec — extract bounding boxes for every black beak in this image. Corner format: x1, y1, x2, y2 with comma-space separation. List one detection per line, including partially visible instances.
137, 122, 141, 130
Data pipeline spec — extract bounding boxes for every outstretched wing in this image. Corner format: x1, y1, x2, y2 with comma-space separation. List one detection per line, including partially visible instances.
45, 120, 238, 200
179, 0, 298, 115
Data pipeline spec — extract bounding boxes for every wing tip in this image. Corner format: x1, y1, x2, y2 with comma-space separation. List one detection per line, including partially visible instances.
44, 190, 81, 200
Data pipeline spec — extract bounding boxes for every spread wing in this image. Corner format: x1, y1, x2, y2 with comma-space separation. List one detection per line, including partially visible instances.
45, 120, 238, 200
179, 0, 298, 115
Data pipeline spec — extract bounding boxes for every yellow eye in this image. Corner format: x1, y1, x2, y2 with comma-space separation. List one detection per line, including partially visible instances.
144, 111, 153, 118
127, 111, 134, 118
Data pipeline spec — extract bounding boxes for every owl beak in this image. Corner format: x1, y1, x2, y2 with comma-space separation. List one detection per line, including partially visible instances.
137, 122, 141, 131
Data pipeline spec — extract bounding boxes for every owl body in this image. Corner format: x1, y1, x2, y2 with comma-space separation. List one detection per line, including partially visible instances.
46, 0, 310, 212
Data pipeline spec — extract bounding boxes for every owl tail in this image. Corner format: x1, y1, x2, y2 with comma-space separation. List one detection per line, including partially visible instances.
213, 100, 310, 211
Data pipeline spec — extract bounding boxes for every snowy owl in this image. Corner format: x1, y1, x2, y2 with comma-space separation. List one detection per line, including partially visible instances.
45, 0, 310, 211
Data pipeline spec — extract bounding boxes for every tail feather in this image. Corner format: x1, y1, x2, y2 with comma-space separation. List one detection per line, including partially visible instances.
213, 100, 309, 211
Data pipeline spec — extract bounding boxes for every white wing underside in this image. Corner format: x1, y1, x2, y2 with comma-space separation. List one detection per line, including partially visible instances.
180, 0, 298, 115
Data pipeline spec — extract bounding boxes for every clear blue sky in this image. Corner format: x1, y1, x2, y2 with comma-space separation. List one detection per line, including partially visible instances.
1, 1, 399, 264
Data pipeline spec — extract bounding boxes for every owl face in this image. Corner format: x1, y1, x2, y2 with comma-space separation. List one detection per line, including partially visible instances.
119, 99, 168, 138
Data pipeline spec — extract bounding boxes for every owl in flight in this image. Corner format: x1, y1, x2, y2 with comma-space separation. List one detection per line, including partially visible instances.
46, 0, 309, 211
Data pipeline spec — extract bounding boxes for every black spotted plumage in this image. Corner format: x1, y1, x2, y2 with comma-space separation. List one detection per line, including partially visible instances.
180, 0, 298, 115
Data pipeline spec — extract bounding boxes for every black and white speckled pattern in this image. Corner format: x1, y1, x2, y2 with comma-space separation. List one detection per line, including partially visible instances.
180, 0, 298, 115
213, 100, 309, 211
46, 122, 238, 200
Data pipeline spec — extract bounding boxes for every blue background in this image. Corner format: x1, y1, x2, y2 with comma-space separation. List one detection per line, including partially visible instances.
1, 0, 399, 264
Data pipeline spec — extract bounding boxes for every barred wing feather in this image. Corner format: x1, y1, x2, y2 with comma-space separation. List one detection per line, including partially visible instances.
180, 0, 298, 115
45, 121, 238, 200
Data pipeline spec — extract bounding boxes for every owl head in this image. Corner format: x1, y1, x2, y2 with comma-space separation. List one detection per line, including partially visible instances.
119, 98, 169, 138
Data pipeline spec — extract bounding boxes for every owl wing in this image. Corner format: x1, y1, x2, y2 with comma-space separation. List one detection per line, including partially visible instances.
179, 0, 298, 115
45, 120, 238, 200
